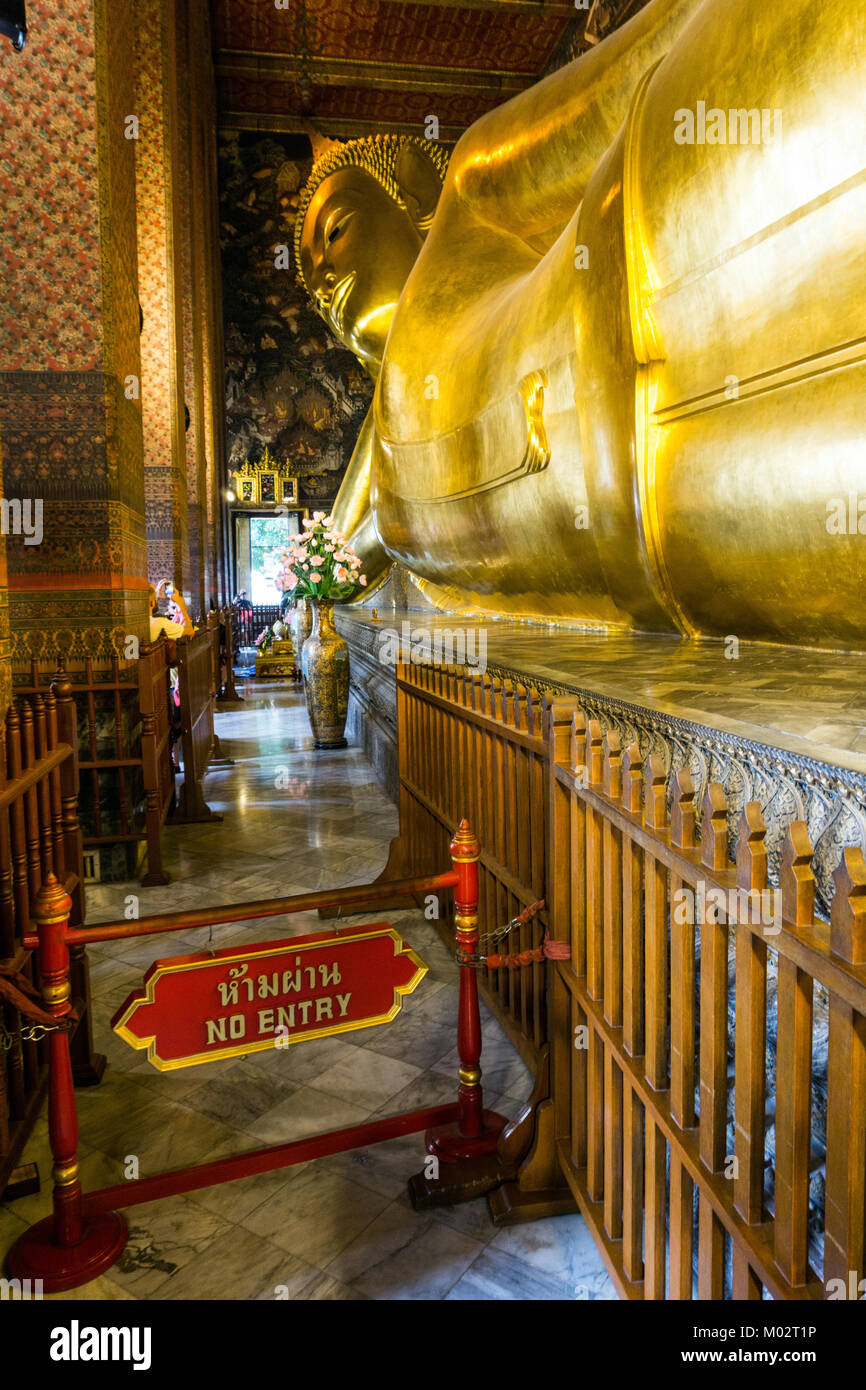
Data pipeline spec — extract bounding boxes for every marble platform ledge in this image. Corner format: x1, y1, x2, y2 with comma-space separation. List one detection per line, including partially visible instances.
337, 607, 866, 919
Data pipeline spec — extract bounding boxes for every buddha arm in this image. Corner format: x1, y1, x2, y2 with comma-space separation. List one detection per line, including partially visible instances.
331, 407, 392, 595
447, 0, 705, 247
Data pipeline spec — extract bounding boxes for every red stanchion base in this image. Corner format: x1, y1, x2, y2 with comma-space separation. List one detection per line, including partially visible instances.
6, 1210, 128, 1293
425, 1109, 508, 1163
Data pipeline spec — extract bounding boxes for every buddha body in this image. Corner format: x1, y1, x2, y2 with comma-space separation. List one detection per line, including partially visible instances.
298, 0, 866, 649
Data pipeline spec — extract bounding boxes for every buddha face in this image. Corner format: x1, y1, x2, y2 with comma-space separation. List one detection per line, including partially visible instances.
299, 167, 424, 375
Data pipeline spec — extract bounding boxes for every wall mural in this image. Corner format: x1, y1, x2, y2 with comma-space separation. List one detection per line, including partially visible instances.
218, 130, 374, 507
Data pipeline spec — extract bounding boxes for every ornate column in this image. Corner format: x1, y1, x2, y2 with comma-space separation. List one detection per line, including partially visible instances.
134, 0, 189, 599
0, 0, 149, 673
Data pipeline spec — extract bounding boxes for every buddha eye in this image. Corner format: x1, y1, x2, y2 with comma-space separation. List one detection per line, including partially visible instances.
325, 210, 354, 246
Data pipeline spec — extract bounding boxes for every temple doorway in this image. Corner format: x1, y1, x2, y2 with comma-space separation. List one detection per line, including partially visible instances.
233, 512, 303, 604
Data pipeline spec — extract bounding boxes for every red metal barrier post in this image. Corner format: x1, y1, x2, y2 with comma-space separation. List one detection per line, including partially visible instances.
7, 875, 127, 1291
425, 819, 507, 1162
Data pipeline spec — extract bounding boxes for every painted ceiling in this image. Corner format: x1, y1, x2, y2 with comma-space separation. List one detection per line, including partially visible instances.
211, 0, 648, 141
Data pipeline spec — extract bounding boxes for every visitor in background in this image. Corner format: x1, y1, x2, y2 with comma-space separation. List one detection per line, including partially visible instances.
148, 579, 193, 768
148, 579, 194, 640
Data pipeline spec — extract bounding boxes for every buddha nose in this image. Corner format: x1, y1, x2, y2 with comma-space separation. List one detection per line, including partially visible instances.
312, 266, 336, 311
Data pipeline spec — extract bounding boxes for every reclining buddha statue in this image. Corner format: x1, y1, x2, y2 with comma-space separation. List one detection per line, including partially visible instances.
296, 0, 866, 649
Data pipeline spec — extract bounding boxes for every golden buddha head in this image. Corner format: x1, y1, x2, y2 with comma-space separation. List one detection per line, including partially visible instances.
295, 135, 449, 375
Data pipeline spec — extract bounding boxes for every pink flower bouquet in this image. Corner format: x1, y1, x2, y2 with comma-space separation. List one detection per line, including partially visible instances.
274, 513, 367, 603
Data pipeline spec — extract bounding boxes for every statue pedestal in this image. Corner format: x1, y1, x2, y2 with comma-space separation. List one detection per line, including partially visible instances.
254, 639, 298, 680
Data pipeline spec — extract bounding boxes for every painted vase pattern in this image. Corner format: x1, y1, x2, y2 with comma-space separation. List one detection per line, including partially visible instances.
301, 599, 349, 749
289, 597, 313, 654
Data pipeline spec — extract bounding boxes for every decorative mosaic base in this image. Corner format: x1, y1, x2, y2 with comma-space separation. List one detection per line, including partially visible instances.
339, 610, 866, 921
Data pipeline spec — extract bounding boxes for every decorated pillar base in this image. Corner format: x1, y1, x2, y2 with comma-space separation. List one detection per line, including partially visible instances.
6, 1209, 128, 1293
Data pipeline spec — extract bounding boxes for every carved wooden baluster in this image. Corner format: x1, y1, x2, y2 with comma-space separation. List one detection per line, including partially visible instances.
0, 711, 13, 958
566, 708, 588, 1172
583, 719, 606, 1207
620, 743, 645, 1285
513, 688, 531, 921
525, 682, 537, 739
431, 664, 444, 815
436, 665, 449, 843
602, 731, 623, 1019
585, 719, 605, 994
621, 741, 645, 1055
825, 846, 866, 1294
448, 665, 461, 828
112, 651, 131, 841
441, 664, 453, 819
15, 699, 41, 1092
525, 687, 546, 1038
483, 675, 504, 1005
696, 781, 729, 1298
830, 845, 866, 965
6, 705, 28, 944
732, 801, 770, 1300
600, 731, 624, 1242
668, 769, 697, 1301
547, 698, 577, 1145
529, 697, 547, 954
670, 771, 697, 1127
3, 705, 27, 1122
32, 692, 55, 881
475, 673, 492, 933
83, 656, 101, 840
774, 822, 815, 1289
434, 665, 447, 822
641, 752, 669, 1299
44, 687, 64, 878
513, 681, 527, 733
643, 753, 668, 1088
19, 698, 43, 904
52, 666, 84, 927
463, 671, 477, 848
487, 675, 503, 880
423, 666, 435, 811
472, 672, 488, 845
569, 712, 588, 983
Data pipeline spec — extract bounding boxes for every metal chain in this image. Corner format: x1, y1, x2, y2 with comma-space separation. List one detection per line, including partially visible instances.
0, 1017, 75, 1049
456, 916, 525, 968
477, 917, 524, 948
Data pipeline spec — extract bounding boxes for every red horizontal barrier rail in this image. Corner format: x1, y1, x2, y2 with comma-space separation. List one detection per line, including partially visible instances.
7, 821, 505, 1292
83, 1104, 460, 1215
22, 870, 460, 950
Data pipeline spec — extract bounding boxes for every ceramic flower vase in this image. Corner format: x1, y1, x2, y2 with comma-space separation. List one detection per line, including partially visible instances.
301, 599, 349, 749
289, 597, 313, 664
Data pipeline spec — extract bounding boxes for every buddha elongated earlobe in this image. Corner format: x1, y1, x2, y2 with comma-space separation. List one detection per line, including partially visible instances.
394, 142, 444, 235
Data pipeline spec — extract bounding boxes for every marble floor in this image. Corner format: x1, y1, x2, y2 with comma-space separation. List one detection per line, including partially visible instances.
0, 681, 614, 1302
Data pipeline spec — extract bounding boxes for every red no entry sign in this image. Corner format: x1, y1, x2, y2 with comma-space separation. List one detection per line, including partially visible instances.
112, 923, 427, 1070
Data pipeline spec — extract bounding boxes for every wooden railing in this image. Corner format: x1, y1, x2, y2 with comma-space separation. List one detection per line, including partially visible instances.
172, 624, 222, 823
389, 663, 551, 1072
545, 706, 866, 1300
233, 603, 282, 653
0, 683, 101, 1199
391, 661, 866, 1299
214, 607, 240, 701
18, 643, 175, 887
